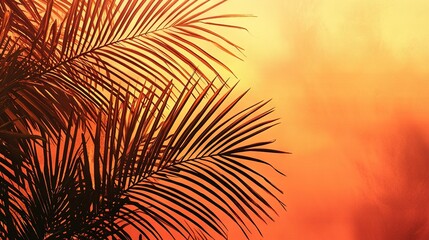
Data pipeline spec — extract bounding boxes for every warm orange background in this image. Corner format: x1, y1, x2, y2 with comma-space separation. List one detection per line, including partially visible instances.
218, 0, 429, 239
10, 0, 429, 239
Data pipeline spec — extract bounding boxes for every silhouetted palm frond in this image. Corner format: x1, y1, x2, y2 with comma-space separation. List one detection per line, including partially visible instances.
1, 0, 245, 135
1, 0, 286, 239
1, 79, 285, 239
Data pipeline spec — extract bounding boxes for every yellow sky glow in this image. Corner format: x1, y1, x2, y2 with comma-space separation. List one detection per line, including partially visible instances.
219, 0, 429, 239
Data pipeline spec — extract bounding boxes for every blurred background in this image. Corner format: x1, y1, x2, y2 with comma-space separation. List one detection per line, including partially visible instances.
218, 0, 429, 239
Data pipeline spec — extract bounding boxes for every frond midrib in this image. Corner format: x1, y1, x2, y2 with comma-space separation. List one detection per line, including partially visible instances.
25, 22, 189, 83
125, 151, 227, 192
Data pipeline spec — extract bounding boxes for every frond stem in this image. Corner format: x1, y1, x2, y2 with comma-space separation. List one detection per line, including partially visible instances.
25, 23, 186, 83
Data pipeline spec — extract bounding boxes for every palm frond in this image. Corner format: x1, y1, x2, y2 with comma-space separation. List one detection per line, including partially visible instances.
1, 0, 100, 137
1, 0, 246, 136
1, 79, 285, 239
1, 81, 285, 240
7, 0, 246, 94
78, 79, 287, 239
0, 1, 286, 239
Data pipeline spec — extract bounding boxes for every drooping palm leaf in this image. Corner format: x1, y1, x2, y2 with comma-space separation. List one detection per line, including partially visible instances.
1, 79, 286, 239
80, 80, 286, 239
1, 0, 246, 137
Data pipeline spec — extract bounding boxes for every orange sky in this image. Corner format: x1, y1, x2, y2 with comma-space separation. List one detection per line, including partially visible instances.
217, 0, 429, 239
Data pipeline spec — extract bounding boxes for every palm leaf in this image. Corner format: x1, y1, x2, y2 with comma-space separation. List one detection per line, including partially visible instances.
1, 0, 246, 137
0, 1, 287, 239
1, 81, 285, 240
1, 79, 285, 239
77, 79, 287, 239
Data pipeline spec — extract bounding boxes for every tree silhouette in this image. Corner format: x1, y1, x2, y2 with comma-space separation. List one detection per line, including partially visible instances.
0, 0, 286, 239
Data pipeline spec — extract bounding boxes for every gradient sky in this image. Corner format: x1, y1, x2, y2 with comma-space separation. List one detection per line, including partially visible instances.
216, 0, 429, 239
8, 1, 429, 239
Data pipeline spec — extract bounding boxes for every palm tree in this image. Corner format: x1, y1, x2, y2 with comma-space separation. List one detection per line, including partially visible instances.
0, 0, 286, 239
